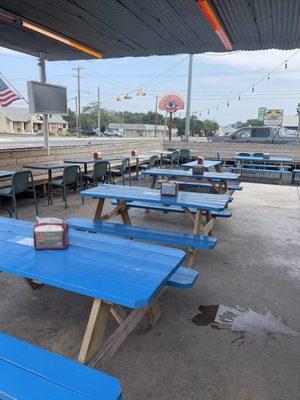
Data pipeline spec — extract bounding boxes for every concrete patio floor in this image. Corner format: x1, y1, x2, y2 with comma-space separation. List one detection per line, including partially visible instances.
0, 182, 299, 399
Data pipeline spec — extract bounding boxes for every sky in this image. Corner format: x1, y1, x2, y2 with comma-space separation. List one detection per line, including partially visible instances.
1, 46, 300, 126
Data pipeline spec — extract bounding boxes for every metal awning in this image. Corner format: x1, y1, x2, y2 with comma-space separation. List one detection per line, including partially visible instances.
0, 1, 300, 61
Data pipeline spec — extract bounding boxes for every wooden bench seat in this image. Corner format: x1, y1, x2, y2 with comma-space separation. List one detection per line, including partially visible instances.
67, 217, 218, 250
110, 200, 232, 218
0, 332, 122, 400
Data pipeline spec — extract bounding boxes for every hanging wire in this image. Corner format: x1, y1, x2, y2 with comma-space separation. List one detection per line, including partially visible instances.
194, 48, 300, 114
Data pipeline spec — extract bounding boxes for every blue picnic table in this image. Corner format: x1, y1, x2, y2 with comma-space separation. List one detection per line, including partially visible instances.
141, 168, 240, 193
0, 216, 186, 366
232, 155, 292, 184
81, 184, 231, 265
182, 160, 222, 171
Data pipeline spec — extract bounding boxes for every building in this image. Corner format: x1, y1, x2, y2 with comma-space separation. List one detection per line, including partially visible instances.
0, 107, 68, 134
108, 123, 177, 138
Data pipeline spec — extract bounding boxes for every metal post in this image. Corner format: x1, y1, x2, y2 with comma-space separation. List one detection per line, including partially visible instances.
154, 95, 158, 137
168, 112, 172, 141
73, 66, 83, 137
184, 54, 193, 139
97, 86, 101, 135
38, 52, 50, 155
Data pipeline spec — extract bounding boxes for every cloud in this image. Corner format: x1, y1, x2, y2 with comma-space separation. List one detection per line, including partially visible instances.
197, 49, 300, 71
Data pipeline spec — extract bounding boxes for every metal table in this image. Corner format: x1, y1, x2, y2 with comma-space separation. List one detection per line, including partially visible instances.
23, 161, 78, 202
0, 217, 185, 367
64, 157, 122, 174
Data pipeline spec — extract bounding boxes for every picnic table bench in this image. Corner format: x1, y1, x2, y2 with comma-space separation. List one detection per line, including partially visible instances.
0, 332, 122, 399
232, 155, 292, 184
141, 168, 240, 194
81, 184, 231, 266
0, 217, 191, 367
156, 179, 242, 197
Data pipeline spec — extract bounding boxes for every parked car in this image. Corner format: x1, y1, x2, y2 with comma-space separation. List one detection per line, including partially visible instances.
81, 128, 97, 136
209, 126, 299, 144
103, 129, 122, 137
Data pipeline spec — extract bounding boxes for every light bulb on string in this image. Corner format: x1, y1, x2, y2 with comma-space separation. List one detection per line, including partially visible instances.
267, 74, 270, 80
207, 110, 209, 115
216, 105, 219, 110
227, 100, 230, 107
251, 86, 254, 93
238, 95, 241, 101
116, 96, 122, 101
285, 61, 288, 69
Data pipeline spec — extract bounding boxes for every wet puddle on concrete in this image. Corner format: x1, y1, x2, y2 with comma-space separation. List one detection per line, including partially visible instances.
192, 305, 299, 345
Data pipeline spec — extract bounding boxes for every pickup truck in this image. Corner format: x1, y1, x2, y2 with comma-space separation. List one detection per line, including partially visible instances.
210, 126, 299, 144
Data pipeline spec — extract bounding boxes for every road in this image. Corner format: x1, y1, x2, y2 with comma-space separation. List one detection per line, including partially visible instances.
0, 135, 154, 150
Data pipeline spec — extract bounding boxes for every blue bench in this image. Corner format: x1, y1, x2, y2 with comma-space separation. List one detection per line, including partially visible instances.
67, 217, 217, 250
230, 166, 290, 175
0, 332, 122, 399
168, 267, 198, 288
110, 200, 232, 218
291, 169, 300, 184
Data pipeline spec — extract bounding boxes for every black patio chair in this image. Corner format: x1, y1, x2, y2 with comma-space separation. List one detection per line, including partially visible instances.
49, 165, 83, 209
179, 149, 191, 164
111, 158, 132, 186
0, 171, 38, 219
163, 151, 179, 168
83, 160, 111, 188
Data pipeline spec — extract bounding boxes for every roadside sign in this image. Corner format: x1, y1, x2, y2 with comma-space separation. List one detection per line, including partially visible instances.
258, 107, 266, 122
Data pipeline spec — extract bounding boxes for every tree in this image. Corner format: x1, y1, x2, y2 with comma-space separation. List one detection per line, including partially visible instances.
64, 108, 76, 128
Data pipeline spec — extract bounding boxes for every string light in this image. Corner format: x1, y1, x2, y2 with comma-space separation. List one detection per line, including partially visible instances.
238, 95, 241, 101
251, 86, 255, 93
227, 100, 230, 107
267, 74, 270, 80
285, 61, 288, 69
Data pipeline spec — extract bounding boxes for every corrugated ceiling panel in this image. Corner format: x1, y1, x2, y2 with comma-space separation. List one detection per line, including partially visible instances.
0, 0, 299, 60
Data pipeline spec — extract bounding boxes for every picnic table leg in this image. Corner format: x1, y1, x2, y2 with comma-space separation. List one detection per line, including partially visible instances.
78, 299, 111, 365
148, 299, 161, 326
187, 209, 203, 267
93, 198, 105, 220
117, 200, 132, 225
150, 175, 157, 189
24, 278, 43, 289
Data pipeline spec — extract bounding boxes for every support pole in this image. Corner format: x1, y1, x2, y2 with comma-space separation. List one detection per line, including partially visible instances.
154, 95, 158, 138
168, 112, 172, 141
97, 86, 101, 135
184, 54, 193, 139
38, 52, 50, 155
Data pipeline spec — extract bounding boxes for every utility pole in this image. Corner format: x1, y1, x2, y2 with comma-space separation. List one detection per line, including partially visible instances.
154, 95, 158, 138
38, 52, 50, 155
75, 96, 78, 132
73, 66, 83, 137
97, 86, 101, 134
297, 103, 300, 143
184, 54, 193, 139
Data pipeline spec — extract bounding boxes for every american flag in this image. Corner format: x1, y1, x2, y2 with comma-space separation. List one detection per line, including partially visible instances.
0, 77, 21, 107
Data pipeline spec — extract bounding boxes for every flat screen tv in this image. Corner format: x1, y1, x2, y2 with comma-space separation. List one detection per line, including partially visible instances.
27, 81, 67, 114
